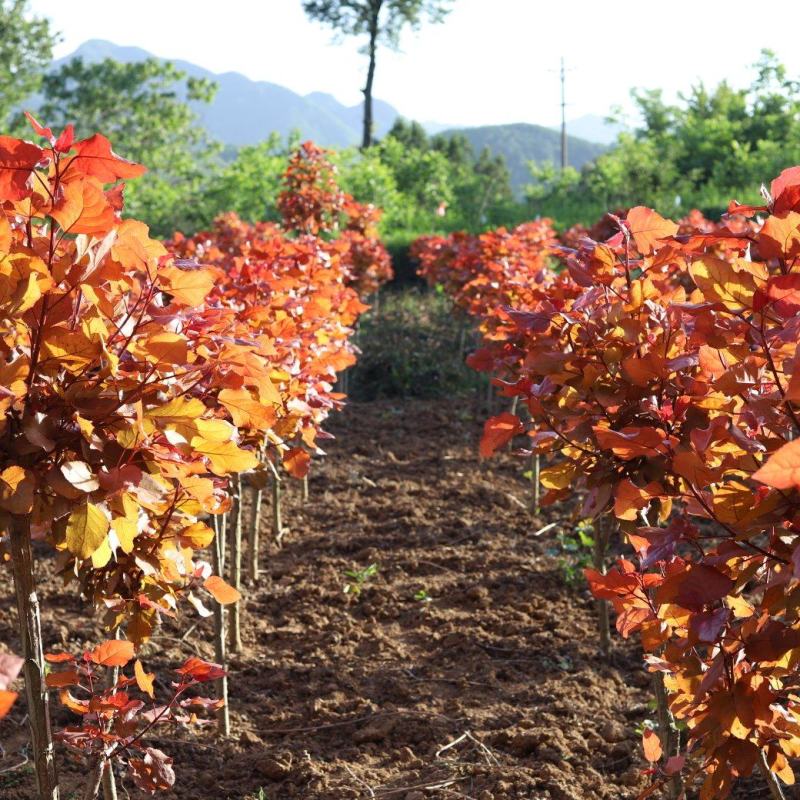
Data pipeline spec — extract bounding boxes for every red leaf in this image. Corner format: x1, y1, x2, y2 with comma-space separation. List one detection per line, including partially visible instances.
0, 136, 45, 200
479, 412, 523, 458
771, 166, 800, 214
174, 657, 226, 683
67, 133, 146, 182
664, 564, 734, 609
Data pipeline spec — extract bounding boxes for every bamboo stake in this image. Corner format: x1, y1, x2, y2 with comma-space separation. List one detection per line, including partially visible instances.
593, 514, 612, 658
272, 468, 284, 546
248, 484, 263, 584
758, 749, 787, 800
228, 475, 243, 653
211, 515, 230, 737
9, 514, 60, 800
529, 453, 540, 511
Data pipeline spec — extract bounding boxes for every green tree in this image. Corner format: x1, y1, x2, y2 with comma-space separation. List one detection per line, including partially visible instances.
302, 0, 452, 149
199, 135, 289, 225
528, 51, 800, 226
37, 57, 220, 234
0, 0, 58, 126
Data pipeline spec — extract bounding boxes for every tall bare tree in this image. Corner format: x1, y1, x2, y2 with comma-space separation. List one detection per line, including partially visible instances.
303, 0, 452, 149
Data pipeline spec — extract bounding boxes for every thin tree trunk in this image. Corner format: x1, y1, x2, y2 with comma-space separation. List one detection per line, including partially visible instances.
211, 515, 230, 737
593, 514, 612, 657
83, 763, 104, 800
653, 671, 682, 799
302, 475, 309, 504
248, 485, 263, 584
272, 468, 283, 546
758, 749, 787, 800
101, 629, 120, 800
360, 2, 381, 149
529, 453, 540, 511
9, 514, 60, 800
229, 476, 243, 653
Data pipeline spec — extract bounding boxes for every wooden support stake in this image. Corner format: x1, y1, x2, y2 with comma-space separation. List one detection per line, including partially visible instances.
9, 514, 60, 800
211, 515, 230, 737
228, 476, 243, 653
248, 484, 263, 584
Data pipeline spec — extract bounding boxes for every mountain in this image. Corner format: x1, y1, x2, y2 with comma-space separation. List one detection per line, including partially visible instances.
54, 39, 402, 148
52, 40, 614, 176
438, 123, 607, 193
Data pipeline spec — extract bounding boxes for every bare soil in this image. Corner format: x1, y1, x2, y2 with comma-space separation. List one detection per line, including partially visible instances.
0, 398, 704, 800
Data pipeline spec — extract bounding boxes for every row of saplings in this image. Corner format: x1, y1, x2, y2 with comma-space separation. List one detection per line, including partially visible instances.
0, 117, 392, 799
413, 194, 800, 800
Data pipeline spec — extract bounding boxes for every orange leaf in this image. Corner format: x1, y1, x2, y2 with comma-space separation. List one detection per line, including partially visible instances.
758, 212, 800, 261
159, 265, 214, 307
284, 447, 311, 479
752, 440, 800, 490
479, 412, 523, 459
642, 728, 662, 763
45, 669, 79, 688
88, 639, 135, 667
626, 207, 677, 255
59, 688, 89, 715
45, 652, 75, 664
593, 426, 672, 460
204, 575, 241, 605
51, 176, 116, 234
0, 690, 17, 719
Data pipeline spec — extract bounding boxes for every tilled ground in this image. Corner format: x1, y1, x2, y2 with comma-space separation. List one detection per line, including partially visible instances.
3, 398, 676, 799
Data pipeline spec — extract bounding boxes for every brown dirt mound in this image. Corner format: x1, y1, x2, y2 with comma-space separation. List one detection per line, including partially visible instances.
2, 398, 666, 799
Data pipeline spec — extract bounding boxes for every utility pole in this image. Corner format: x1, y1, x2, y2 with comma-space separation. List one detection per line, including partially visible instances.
560, 56, 567, 170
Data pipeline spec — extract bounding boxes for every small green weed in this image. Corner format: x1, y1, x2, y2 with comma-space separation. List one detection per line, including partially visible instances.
343, 563, 379, 596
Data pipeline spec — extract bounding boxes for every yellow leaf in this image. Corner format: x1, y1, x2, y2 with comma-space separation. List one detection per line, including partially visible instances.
0, 466, 34, 514
689, 257, 758, 310
134, 659, 155, 698
140, 332, 188, 365
111, 514, 137, 554
90, 536, 112, 568
65, 503, 110, 560
177, 522, 214, 549
191, 437, 259, 476
193, 418, 236, 443
540, 461, 577, 490
146, 396, 206, 422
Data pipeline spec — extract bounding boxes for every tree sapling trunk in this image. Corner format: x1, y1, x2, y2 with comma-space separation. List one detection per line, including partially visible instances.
9, 513, 60, 800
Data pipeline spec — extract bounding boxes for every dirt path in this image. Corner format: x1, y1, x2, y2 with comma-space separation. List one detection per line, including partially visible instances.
1, 398, 655, 800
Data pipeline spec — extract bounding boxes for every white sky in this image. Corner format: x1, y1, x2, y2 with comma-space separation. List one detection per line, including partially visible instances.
28, 0, 800, 128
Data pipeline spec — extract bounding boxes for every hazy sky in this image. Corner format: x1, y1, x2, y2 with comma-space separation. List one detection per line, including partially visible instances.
28, 0, 800, 128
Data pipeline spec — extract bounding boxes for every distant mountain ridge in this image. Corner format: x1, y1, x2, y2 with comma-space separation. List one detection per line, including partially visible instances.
52, 40, 612, 189
438, 123, 607, 193
55, 39, 401, 147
